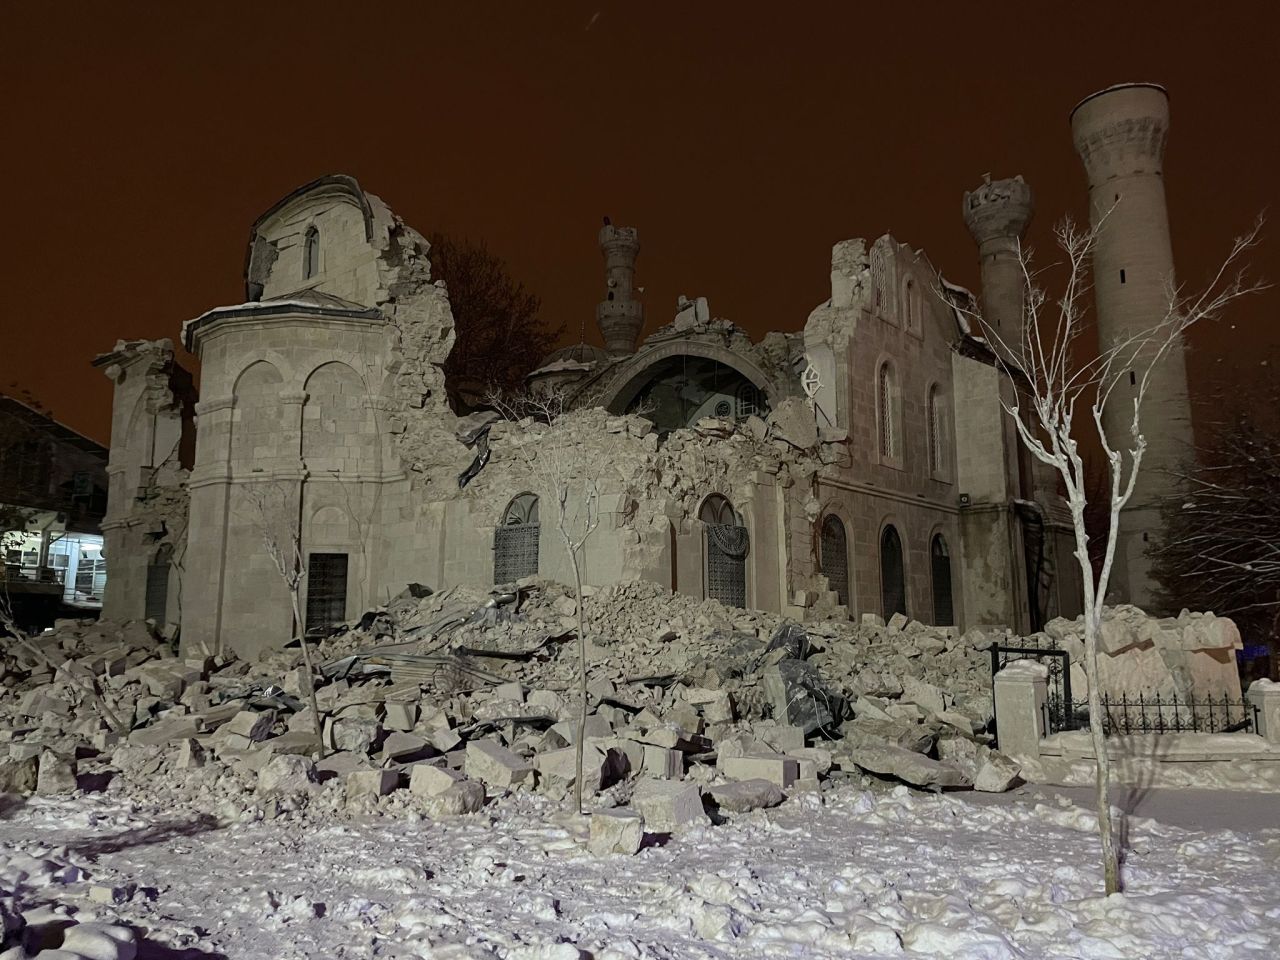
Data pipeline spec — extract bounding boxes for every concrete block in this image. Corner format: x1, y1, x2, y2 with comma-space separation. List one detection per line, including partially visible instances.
720, 753, 799, 789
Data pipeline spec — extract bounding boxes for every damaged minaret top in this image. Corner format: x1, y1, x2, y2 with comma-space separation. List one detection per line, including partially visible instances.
963, 174, 1033, 343
595, 219, 644, 355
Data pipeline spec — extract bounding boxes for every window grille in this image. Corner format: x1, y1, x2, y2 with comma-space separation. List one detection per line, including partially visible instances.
701, 494, 747, 607
820, 515, 850, 607
880, 525, 906, 618
305, 552, 348, 634
931, 534, 953, 625
878, 364, 895, 458
927, 386, 941, 473
494, 493, 540, 583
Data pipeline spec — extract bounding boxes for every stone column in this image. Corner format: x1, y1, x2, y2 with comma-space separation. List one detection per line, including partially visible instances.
1071, 83, 1190, 608
994, 659, 1049, 759
1246, 679, 1280, 744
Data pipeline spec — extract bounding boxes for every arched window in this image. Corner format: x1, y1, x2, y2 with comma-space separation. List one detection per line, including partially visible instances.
880, 525, 906, 619
931, 534, 954, 626
927, 385, 942, 474
303, 225, 320, 280
820, 514, 850, 607
494, 493, 540, 583
736, 382, 761, 419
701, 494, 748, 607
145, 544, 172, 623
878, 363, 896, 459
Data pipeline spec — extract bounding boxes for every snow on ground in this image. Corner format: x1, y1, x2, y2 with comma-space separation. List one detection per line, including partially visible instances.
1, 783, 1277, 959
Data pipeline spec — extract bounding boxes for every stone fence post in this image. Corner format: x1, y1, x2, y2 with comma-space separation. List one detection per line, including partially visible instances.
1246, 679, 1280, 744
994, 659, 1049, 760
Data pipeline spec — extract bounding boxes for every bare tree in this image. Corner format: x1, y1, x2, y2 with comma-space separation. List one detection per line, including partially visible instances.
485, 389, 601, 815
974, 213, 1263, 895
429, 233, 565, 410
242, 482, 324, 753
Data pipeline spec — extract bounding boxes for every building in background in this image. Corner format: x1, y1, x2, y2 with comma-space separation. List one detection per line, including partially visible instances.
0, 394, 109, 627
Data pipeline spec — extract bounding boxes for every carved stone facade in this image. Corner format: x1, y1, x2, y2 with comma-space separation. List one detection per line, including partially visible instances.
98, 162, 1097, 658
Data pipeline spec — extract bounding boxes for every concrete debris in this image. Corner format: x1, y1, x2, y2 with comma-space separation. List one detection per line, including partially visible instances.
588, 808, 645, 856
0, 580, 1059, 862
707, 778, 784, 813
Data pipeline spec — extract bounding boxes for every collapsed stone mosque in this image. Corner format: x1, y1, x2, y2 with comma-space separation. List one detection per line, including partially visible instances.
93, 83, 1190, 661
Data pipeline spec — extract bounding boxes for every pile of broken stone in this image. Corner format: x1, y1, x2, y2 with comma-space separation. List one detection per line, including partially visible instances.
0, 581, 1021, 842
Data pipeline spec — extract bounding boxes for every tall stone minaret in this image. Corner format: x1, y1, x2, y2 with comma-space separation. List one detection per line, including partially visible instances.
963, 174, 1034, 346
595, 221, 644, 355
1071, 82, 1192, 608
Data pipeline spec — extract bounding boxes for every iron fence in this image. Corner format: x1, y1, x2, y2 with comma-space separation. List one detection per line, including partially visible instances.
1071, 690, 1258, 736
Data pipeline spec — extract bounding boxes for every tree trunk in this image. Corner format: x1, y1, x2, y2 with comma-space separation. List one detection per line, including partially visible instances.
288, 585, 325, 756
568, 549, 588, 816
1082, 606, 1120, 894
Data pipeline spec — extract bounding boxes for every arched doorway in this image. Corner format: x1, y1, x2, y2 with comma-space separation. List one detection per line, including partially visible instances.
701, 494, 748, 608
931, 534, 954, 626
880, 525, 906, 619
145, 544, 172, 623
495, 492, 540, 583
820, 515, 850, 607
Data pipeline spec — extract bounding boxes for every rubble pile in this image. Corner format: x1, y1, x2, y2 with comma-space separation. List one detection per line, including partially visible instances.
0, 580, 1021, 860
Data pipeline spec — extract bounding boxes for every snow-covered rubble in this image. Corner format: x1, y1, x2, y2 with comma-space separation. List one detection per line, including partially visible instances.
1, 583, 1277, 956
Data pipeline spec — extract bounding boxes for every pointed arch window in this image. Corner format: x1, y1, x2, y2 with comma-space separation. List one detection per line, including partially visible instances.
303, 225, 320, 280
820, 514, 850, 607
494, 493, 540, 583
878, 362, 897, 460
931, 534, 954, 626
927, 384, 942, 474
880, 525, 906, 619
701, 494, 748, 608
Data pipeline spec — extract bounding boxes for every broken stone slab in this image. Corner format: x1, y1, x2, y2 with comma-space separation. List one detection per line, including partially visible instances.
974, 750, 1022, 793
36, 751, 77, 795
409, 763, 466, 797
720, 753, 799, 789
465, 740, 534, 789
222, 709, 275, 743
346, 769, 400, 800
641, 744, 682, 780
383, 700, 419, 732
535, 744, 607, 792
420, 779, 485, 816
174, 738, 206, 769
843, 718, 935, 755
901, 675, 949, 716
59, 921, 138, 960
631, 779, 708, 833
257, 754, 317, 796
0, 757, 38, 795
707, 778, 784, 813
847, 744, 970, 790
588, 808, 644, 856
380, 732, 433, 764
129, 714, 202, 747
326, 717, 379, 754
